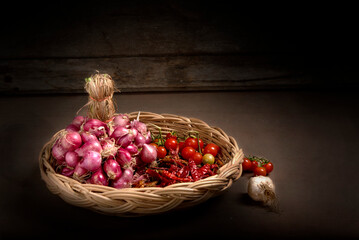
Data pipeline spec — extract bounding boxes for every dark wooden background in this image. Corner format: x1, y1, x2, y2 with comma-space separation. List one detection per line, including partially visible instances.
0, 1, 357, 94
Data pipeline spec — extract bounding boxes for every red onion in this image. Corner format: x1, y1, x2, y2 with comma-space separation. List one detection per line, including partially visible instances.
65, 151, 80, 168
75, 139, 102, 157
112, 114, 130, 128
131, 120, 147, 135
116, 134, 132, 148
134, 133, 146, 147
125, 144, 139, 155
112, 168, 133, 189
59, 131, 82, 151
65, 124, 80, 132
61, 166, 74, 177
79, 150, 102, 171
89, 168, 108, 186
73, 164, 88, 178
103, 158, 122, 180
80, 132, 98, 143
140, 144, 157, 163
83, 119, 108, 137
116, 148, 132, 166
110, 126, 129, 140
72, 115, 85, 128
144, 131, 152, 144
52, 143, 67, 162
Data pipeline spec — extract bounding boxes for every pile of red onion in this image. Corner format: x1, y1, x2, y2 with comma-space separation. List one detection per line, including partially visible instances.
51, 114, 157, 189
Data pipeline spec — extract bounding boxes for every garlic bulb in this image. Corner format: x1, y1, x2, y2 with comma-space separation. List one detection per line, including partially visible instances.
248, 176, 278, 210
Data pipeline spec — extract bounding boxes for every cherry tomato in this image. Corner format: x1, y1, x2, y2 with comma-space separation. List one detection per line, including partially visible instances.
250, 160, 260, 171
264, 162, 273, 173
203, 143, 219, 157
185, 138, 198, 149
254, 166, 267, 176
181, 146, 196, 160
202, 153, 215, 165
179, 142, 186, 151
150, 143, 158, 149
192, 152, 203, 165
166, 132, 177, 140
157, 146, 167, 159
242, 157, 252, 171
165, 138, 178, 151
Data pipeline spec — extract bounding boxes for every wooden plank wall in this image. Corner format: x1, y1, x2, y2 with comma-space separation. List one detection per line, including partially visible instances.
0, 2, 356, 94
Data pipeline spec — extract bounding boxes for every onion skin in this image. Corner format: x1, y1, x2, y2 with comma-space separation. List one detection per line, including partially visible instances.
103, 158, 122, 180
71, 115, 85, 128
61, 166, 75, 177
65, 124, 80, 132
144, 131, 152, 144
116, 148, 132, 166
131, 120, 147, 135
125, 144, 139, 155
73, 164, 88, 178
90, 168, 108, 186
140, 144, 157, 163
134, 133, 146, 147
80, 150, 102, 171
110, 126, 129, 140
52, 143, 67, 162
112, 168, 133, 189
112, 114, 130, 128
80, 132, 98, 143
60, 132, 82, 151
83, 119, 108, 137
75, 139, 102, 157
65, 151, 80, 168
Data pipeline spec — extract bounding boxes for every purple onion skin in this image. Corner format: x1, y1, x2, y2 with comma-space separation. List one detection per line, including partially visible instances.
131, 120, 147, 135
134, 133, 146, 147
81, 132, 98, 143
71, 116, 85, 128
75, 139, 102, 157
103, 158, 122, 180
73, 164, 88, 178
60, 131, 82, 151
61, 166, 75, 177
52, 143, 67, 162
125, 144, 139, 155
65, 151, 80, 168
116, 148, 132, 166
112, 168, 133, 189
113, 114, 130, 128
83, 119, 108, 137
90, 169, 108, 186
144, 131, 152, 144
80, 150, 102, 171
116, 134, 132, 148
140, 144, 157, 163
65, 124, 80, 133
110, 126, 129, 140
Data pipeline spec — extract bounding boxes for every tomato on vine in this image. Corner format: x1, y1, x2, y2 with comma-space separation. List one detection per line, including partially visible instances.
181, 146, 196, 160
254, 166, 267, 176
157, 146, 167, 159
165, 138, 178, 151
242, 157, 252, 171
203, 143, 219, 157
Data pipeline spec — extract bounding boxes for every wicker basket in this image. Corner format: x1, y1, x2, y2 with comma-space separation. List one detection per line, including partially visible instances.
39, 110, 243, 216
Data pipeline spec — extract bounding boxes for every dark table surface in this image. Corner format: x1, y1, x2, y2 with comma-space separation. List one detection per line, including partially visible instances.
1, 90, 358, 239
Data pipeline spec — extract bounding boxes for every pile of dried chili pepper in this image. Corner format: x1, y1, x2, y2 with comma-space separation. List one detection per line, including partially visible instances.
132, 129, 223, 187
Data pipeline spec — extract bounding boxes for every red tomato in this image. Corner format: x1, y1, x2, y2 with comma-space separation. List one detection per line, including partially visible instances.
254, 166, 267, 176
179, 142, 186, 151
149, 143, 158, 149
181, 146, 196, 160
166, 132, 177, 140
185, 138, 198, 149
165, 138, 178, 150
157, 146, 167, 159
264, 162, 273, 173
242, 157, 252, 171
250, 160, 260, 171
203, 143, 219, 157
192, 152, 203, 165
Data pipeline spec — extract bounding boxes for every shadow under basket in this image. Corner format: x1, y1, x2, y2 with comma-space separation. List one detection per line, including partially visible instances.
39, 111, 243, 216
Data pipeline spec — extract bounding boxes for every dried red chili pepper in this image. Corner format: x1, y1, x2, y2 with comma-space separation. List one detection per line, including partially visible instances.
188, 158, 201, 181
161, 170, 192, 182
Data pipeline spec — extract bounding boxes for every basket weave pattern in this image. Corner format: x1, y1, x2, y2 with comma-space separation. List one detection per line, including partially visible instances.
39, 111, 243, 216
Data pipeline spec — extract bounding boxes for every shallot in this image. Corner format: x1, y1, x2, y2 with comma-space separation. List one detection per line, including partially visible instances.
80, 150, 102, 171
80, 132, 98, 143
64, 151, 80, 168
75, 139, 102, 157
51, 143, 67, 162
112, 168, 133, 189
90, 168, 108, 186
140, 143, 157, 163
112, 114, 130, 128
71, 115, 85, 128
59, 131, 82, 151
103, 158, 122, 180
116, 148, 132, 166
83, 118, 107, 137
61, 166, 74, 177
65, 124, 79, 132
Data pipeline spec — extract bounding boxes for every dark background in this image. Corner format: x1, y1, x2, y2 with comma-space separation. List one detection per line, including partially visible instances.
1, 1, 358, 239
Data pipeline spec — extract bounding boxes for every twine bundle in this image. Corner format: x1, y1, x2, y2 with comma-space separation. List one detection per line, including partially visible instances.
84, 73, 117, 122
39, 74, 243, 216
